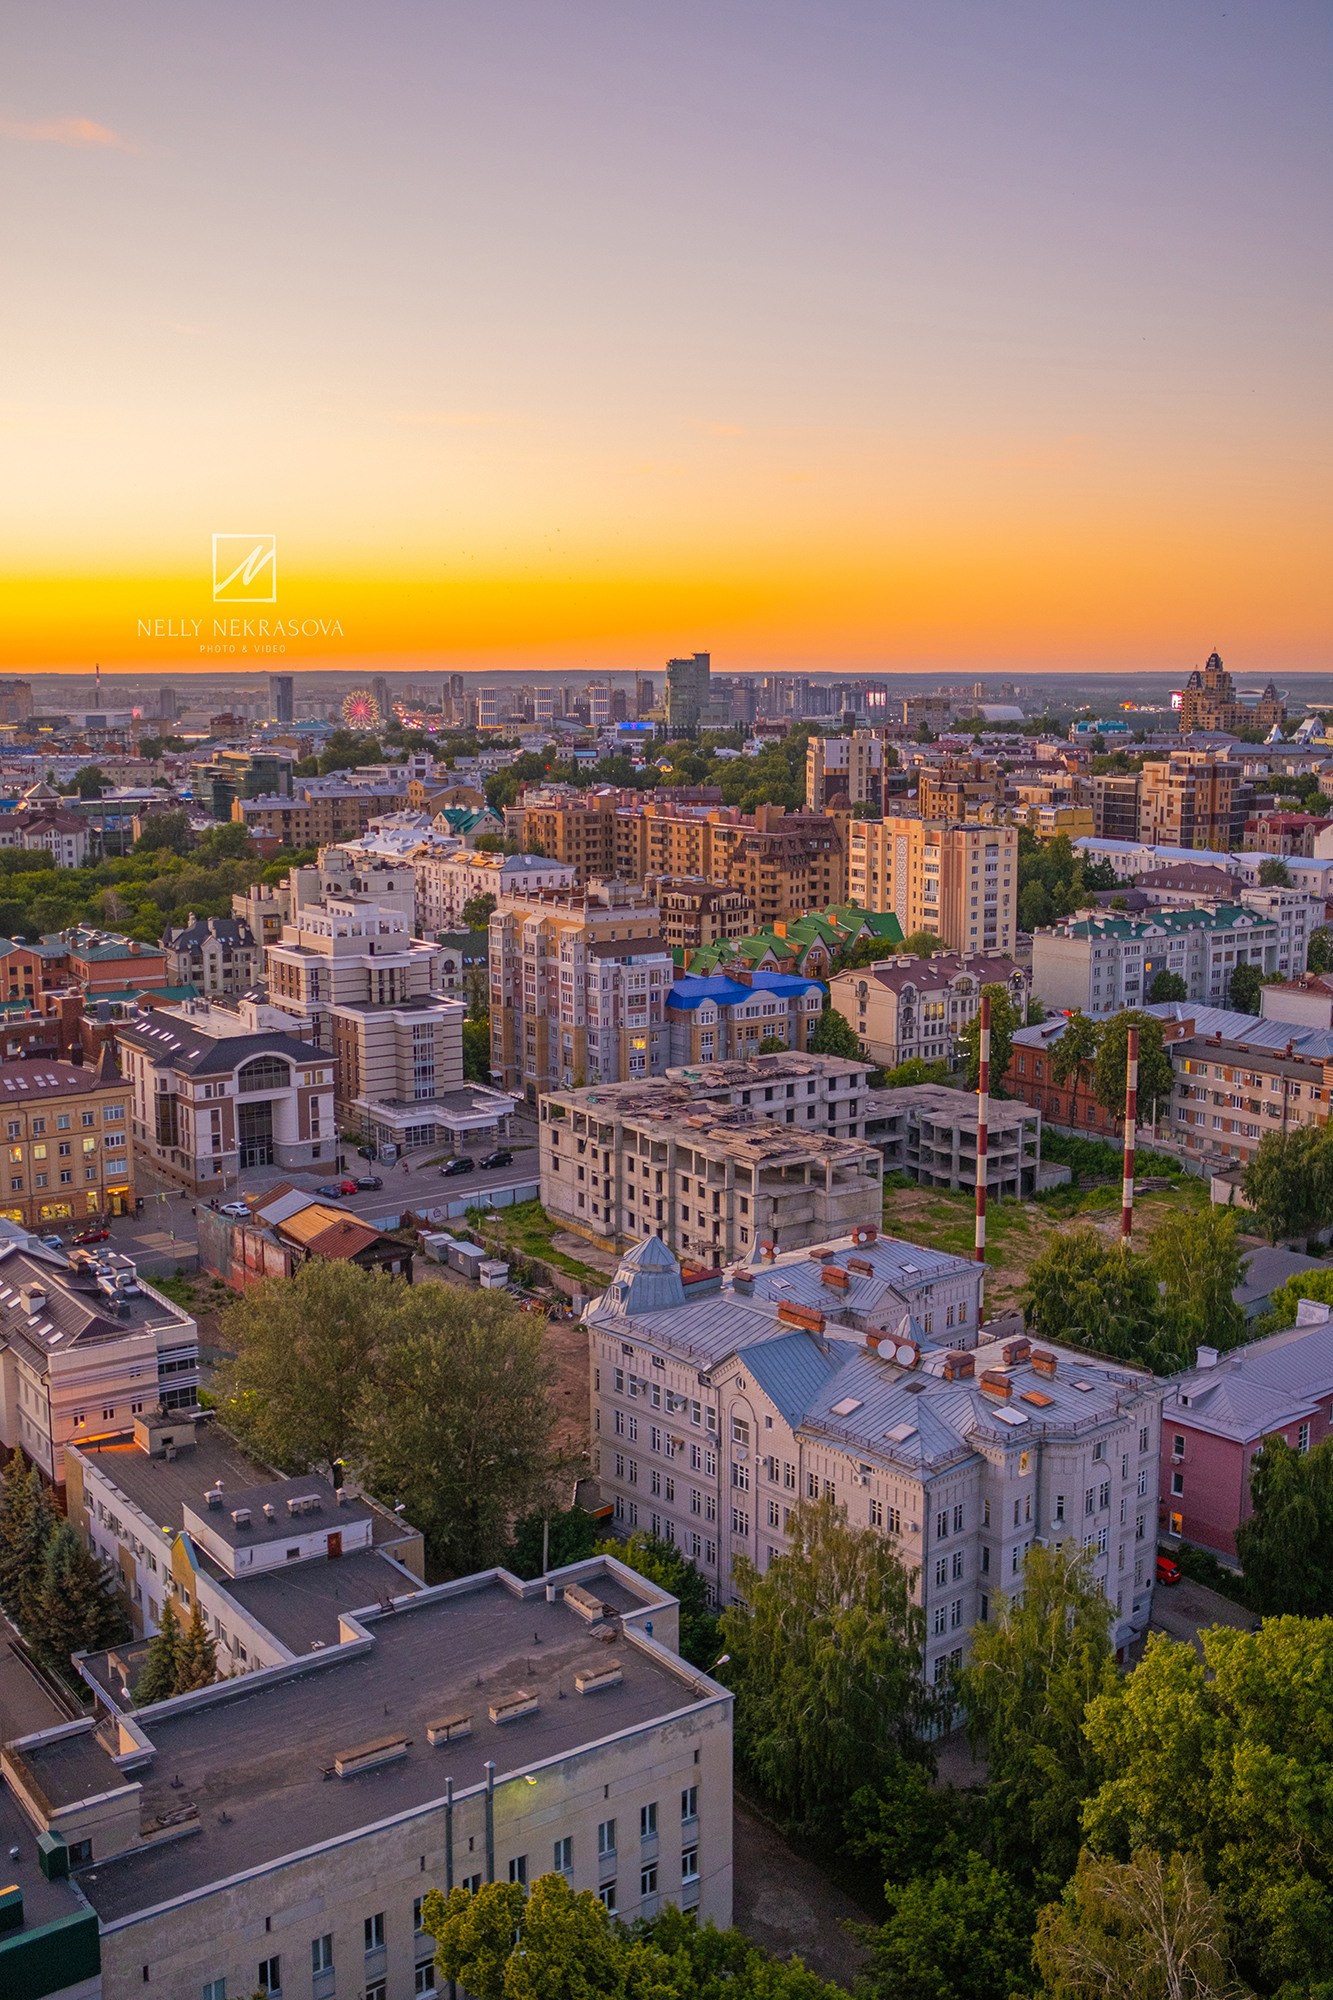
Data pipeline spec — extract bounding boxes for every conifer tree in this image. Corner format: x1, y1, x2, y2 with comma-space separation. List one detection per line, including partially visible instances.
31, 1521, 128, 1673
133, 1596, 183, 1705
173, 1599, 218, 1693
0, 1456, 57, 1631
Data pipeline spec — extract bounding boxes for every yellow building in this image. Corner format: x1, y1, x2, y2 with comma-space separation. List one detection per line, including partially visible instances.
847, 816, 1018, 955
0, 1049, 134, 1228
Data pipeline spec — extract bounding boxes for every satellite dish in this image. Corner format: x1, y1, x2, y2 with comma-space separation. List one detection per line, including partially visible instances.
895, 1341, 916, 1366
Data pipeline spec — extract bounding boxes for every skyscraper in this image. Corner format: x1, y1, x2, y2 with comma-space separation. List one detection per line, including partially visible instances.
270, 673, 294, 724
664, 651, 711, 736
372, 675, 390, 724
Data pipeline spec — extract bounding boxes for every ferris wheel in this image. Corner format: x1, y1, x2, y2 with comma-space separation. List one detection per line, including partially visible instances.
341, 689, 382, 731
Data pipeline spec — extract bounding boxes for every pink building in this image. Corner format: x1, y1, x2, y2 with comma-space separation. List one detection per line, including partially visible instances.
1160, 1301, 1333, 1558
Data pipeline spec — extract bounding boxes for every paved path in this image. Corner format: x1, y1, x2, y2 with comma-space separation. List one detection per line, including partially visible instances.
732, 1797, 870, 1990
1149, 1576, 1257, 1653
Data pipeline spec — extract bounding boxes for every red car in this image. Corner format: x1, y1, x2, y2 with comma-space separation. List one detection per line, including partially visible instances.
71, 1224, 111, 1246
1156, 1553, 1182, 1586
335, 1177, 358, 1195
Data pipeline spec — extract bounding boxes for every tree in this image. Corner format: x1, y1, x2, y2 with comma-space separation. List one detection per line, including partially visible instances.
1257, 857, 1293, 888
1147, 968, 1188, 1003
1241, 1125, 1332, 1244
860, 1851, 1036, 2000
1081, 1617, 1333, 1995
1228, 962, 1262, 1015
133, 1597, 183, 1705
1148, 1205, 1247, 1364
1050, 1009, 1100, 1124
962, 1540, 1116, 1885
1092, 1011, 1174, 1123
880, 1057, 951, 1088
1265, 1262, 1333, 1328
1033, 1849, 1244, 2000
215, 1260, 393, 1478
1234, 1434, 1333, 1615
807, 1002, 862, 1061
1307, 927, 1332, 975
1020, 1229, 1166, 1369
901, 930, 942, 957
461, 891, 497, 931
30, 1520, 128, 1673
66, 764, 108, 799
194, 821, 252, 862
355, 1284, 559, 1576
134, 808, 194, 855
720, 1494, 935, 1836
174, 1599, 218, 1691
595, 1531, 719, 1666
959, 984, 1021, 1094
462, 1016, 493, 1082
757, 1033, 788, 1053
507, 1504, 599, 1579
0, 1455, 57, 1631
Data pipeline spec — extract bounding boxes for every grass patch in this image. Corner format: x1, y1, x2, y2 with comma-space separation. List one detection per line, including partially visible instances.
466, 1199, 606, 1287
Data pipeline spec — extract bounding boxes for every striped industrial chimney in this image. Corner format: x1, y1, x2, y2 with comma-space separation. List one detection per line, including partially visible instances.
975, 993, 990, 1316
1121, 1022, 1139, 1241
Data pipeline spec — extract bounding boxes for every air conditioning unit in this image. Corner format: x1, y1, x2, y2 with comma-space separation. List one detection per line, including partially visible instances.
853, 1472, 870, 1488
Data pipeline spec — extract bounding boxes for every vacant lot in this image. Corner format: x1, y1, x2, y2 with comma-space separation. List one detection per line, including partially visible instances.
884, 1176, 1209, 1317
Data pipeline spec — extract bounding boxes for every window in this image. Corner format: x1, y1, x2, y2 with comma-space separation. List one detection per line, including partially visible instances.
1171, 1471, 1183, 1496
365, 1912, 385, 1952
366, 1985, 387, 2000
641, 1801, 658, 1839
509, 1855, 528, 1885
681, 1784, 698, 1821
554, 1835, 573, 1873
257, 1959, 281, 1996
1172, 1433, 1185, 1456
203, 1983, 226, 2000
1298, 1422, 1311, 1453
415, 1968, 437, 1997
311, 1935, 333, 1974
641, 1864, 658, 1897
598, 1818, 617, 1856
598, 1882, 618, 1911
413, 1896, 425, 1933
682, 1844, 700, 1882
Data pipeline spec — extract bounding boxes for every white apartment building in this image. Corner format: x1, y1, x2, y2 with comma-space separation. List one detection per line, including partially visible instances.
415, 847, 575, 938
0, 1242, 199, 1490
2, 1556, 732, 2000
848, 817, 1019, 956
1032, 905, 1281, 1018
828, 951, 1029, 1069
588, 1234, 1162, 1673
542, 1074, 883, 1261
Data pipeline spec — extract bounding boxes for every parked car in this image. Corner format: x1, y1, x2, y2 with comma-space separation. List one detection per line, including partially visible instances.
480, 1148, 514, 1171
219, 1200, 251, 1219
333, 1177, 359, 1194
315, 1183, 350, 1199
440, 1156, 475, 1177
39, 1233, 65, 1252
355, 1175, 384, 1191
1156, 1553, 1183, 1586
71, 1225, 110, 1246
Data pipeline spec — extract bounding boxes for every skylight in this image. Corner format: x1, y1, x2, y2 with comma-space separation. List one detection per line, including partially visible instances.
830, 1395, 863, 1417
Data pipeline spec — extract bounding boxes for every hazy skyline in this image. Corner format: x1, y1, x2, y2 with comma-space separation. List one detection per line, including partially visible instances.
2, 2, 1329, 674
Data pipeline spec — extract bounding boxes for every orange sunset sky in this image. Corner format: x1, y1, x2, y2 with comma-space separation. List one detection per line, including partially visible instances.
1, 2, 1330, 676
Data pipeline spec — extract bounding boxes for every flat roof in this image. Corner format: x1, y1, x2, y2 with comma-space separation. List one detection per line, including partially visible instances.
44, 1565, 719, 1924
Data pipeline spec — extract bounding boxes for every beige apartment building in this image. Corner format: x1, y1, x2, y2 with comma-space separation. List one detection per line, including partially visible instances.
805, 732, 883, 812
828, 951, 1029, 1069
0, 1050, 134, 1228
234, 776, 407, 848
541, 1076, 883, 1261
643, 875, 754, 953
1138, 750, 1244, 852
490, 882, 673, 1100
414, 846, 575, 937
1, 1556, 732, 2000
848, 816, 1019, 955
916, 758, 1007, 820
588, 1235, 1161, 1668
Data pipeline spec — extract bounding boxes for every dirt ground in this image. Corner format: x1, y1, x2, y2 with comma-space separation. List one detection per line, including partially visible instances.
732, 1796, 871, 1990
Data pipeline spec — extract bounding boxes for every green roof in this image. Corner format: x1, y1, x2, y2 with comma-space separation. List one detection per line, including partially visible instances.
1065, 905, 1275, 939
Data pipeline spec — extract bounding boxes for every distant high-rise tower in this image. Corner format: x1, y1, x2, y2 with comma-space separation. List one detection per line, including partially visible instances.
664, 652, 711, 737
271, 674, 294, 724
372, 675, 390, 725
636, 675, 656, 719
156, 685, 179, 723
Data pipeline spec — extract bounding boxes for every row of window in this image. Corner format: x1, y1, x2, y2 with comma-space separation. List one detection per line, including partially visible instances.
4, 1107, 124, 1136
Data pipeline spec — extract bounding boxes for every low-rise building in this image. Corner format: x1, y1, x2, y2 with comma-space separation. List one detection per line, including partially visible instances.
644, 876, 755, 954
828, 951, 1027, 1070
1032, 906, 1281, 1018
866, 1082, 1043, 1196
541, 1073, 883, 1260
664, 968, 825, 1065
0, 1049, 134, 1228
415, 847, 575, 936
1, 1555, 731, 1998
162, 913, 260, 997
1160, 1302, 1333, 1557
587, 1234, 1161, 1668
0, 1240, 199, 1489
62, 929, 171, 997
198, 1186, 416, 1290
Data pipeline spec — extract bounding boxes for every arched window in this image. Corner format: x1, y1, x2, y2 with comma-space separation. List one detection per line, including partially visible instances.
236, 1054, 291, 1094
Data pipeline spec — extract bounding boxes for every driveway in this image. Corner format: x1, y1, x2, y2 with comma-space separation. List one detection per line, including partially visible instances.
1149, 1576, 1257, 1653
732, 1796, 870, 1990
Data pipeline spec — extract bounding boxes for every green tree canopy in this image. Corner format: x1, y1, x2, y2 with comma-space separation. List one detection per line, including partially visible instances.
133, 1597, 183, 1705
1033, 1849, 1244, 2000
1307, 927, 1332, 975
1092, 1011, 1175, 1121
1234, 1433, 1333, 1616
134, 808, 194, 856
461, 890, 498, 931
1228, 962, 1263, 1014
807, 1002, 861, 1061
720, 1494, 935, 1836
1257, 857, 1293, 888
1147, 968, 1188, 1003
31, 1520, 127, 1674
1265, 1262, 1333, 1328
173, 1599, 218, 1692
594, 1531, 719, 1666
859, 1851, 1036, 2000
959, 982, 1022, 1094
1050, 1009, 1100, 1116
962, 1540, 1116, 1886
0, 1456, 57, 1631
1241, 1125, 1333, 1244
901, 929, 943, 957
462, 1016, 493, 1082
1081, 1617, 1333, 1995
1020, 1229, 1168, 1369
1147, 1205, 1247, 1362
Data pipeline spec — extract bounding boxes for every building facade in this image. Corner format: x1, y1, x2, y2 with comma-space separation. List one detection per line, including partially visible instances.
162, 914, 260, 998
664, 968, 825, 1065
0, 1050, 134, 1228
828, 951, 1028, 1070
1177, 651, 1284, 736
1031, 906, 1282, 1017
848, 817, 1019, 955
1138, 750, 1246, 852
805, 732, 884, 812
643, 876, 754, 953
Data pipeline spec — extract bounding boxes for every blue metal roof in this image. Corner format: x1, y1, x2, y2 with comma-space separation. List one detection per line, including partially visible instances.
667, 968, 823, 1010
742, 1333, 848, 1428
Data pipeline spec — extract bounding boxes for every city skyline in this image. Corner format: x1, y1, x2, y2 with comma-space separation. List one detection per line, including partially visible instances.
2, 2, 1329, 674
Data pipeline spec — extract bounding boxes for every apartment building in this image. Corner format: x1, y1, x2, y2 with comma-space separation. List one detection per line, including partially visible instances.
0, 1241, 199, 1489
805, 732, 883, 812
1075, 836, 1333, 910
1089, 772, 1142, 841
0, 1050, 134, 1229
1159, 1302, 1333, 1557
506, 785, 621, 881
0, 1556, 732, 2000
643, 876, 754, 953
62, 929, 171, 997
665, 648, 713, 734
1032, 906, 1281, 1017
489, 882, 673, 1100
866, 1083, 1043, 1197
587, 1233, 1160, 1668
162, 914, 260, 998
116, 1008, 335, 1190
848, 817, 1018, 955
706, 808, 847, 925
915, 757, 1006, 820
414, 846, 574, 937
235, 776, 408, 847
541, 1077, 882, 1259
828, 951, 1028, 1069
1177, 651, 1284, 736
1138, 750, 1246, 851
264, 892, 447, 1049
68, 1409, 423, 1676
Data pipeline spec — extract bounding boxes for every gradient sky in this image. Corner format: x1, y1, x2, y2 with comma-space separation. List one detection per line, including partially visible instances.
1, 1, 1329, 674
